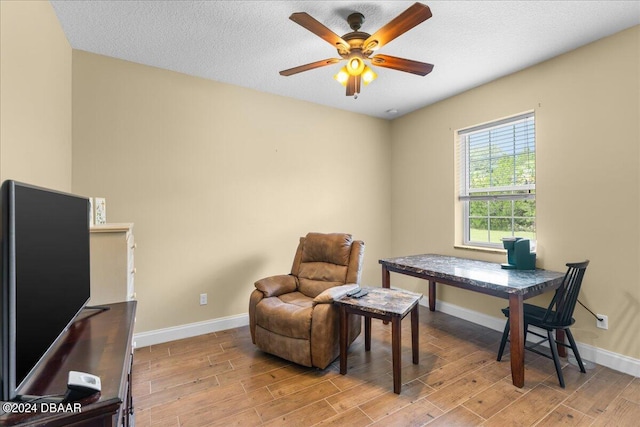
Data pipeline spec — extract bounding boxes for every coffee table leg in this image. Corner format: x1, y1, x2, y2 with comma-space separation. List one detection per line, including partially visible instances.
365, 316, 372, 351
340, 306, 349, 375
411, 305, 419, 365
392, 316, 401, 394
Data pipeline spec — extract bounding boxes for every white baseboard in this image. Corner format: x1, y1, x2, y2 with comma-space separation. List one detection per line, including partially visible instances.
428, 299, 507, 332
575, 342, 640, 377
132, 299, 638, 378
133, 313, 249, 348
422, 299, 640, 378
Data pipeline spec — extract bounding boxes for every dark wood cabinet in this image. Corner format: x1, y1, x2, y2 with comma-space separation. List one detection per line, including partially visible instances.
0, 301, 137, 426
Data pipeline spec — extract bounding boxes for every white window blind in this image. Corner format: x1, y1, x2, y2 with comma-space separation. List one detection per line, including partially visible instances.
458, 112, 536, 247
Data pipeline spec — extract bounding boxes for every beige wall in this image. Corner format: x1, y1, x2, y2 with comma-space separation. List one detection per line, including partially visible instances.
3, 0, 638, 362
390, 26, 640, 359
71, 51, 391, 333
0, 0, 72, 191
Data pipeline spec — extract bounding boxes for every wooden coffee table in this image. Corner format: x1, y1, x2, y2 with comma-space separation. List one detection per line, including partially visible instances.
334, 286, 422, 394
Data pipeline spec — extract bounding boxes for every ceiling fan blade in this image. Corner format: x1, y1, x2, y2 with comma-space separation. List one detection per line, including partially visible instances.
363, 3, 432, 52
346, 75, 360, 96
370, 54, 434, 76
289, 12, 350, 52
279, 58, 342, 76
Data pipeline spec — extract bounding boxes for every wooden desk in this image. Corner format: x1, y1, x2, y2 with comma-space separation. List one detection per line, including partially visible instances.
0, 301, 136, 426
379, 254, 565, 388
335, 287, 422, 394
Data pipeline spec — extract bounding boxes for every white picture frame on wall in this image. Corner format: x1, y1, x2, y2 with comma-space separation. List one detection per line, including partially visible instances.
89, 197, 94, 226
94, 197, 106, 225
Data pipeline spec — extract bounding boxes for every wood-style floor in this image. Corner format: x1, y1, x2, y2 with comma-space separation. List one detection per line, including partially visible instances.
132, 305, 639, 426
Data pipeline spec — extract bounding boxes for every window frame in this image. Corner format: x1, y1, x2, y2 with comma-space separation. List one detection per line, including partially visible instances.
458, 112, 536, 249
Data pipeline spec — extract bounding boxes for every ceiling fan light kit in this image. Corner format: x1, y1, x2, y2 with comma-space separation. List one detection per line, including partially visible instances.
361, 66, 377, 85
279, 2, 434, 97
334, 67, 350, 85
346, 54, 365, 76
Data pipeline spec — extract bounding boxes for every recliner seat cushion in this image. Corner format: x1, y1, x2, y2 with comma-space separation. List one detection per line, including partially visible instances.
298, 263, 347, 297
255, 292, 313, 339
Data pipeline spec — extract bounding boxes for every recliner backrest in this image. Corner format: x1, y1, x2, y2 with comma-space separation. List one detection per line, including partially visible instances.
291, 232, 363, 298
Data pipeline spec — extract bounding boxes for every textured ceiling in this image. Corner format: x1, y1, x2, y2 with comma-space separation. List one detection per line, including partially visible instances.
50, 1, 639, 119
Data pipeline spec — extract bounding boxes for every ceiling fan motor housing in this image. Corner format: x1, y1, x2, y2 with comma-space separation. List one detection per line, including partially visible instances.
338, 13, 374, 57
339, 34, 370, 57
347, 12, 364, 31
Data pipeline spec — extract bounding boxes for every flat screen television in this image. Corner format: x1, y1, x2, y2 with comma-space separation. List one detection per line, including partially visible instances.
0, 180, 91, 401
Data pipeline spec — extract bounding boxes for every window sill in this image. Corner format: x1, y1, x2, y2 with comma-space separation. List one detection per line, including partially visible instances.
453, 244, 506, 255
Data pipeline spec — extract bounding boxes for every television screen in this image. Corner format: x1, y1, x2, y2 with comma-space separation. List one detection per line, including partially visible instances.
1, 180, 91, 400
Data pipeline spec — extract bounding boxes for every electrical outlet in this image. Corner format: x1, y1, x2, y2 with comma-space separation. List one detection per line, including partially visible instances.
596, 314, 608, 330
199, 293, 207, 306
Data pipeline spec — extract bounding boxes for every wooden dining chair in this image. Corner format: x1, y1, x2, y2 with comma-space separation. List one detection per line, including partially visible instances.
497, 260, 590, 388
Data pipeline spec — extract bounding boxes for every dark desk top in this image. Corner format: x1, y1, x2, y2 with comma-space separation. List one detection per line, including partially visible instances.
380, 254, 565, 298
334, 287, 422, 317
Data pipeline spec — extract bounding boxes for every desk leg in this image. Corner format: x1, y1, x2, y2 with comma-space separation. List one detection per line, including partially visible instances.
411, 305, 419, 365
340, 306, 349, 375
509, 293, 525, 388
382, 265, 390, 289
365, 316, 372, 351
382, 266, 391, 325
392, 316, 401, 394
556, 330, 567, 357
429, 280, 436, 311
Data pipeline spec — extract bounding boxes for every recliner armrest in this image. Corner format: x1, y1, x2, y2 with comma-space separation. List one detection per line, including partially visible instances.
254, 275, 297, 297
312, 283, 359, 305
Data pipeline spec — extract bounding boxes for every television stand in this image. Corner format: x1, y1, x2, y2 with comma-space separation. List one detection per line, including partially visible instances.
0, 301, 137, 426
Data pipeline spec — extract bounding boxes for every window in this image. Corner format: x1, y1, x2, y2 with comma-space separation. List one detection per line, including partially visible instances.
459, 112, 535, 248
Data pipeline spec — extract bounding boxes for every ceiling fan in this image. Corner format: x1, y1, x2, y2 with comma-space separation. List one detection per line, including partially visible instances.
279, 2, 434, 97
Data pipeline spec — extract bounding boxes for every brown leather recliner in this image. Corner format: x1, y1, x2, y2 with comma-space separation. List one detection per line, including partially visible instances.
249, 232, 364, 369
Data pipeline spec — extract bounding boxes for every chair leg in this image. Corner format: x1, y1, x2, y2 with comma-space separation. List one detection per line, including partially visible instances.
566, 329, 586, 373
497, 319, 510, 361
547, 329, 565, 388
